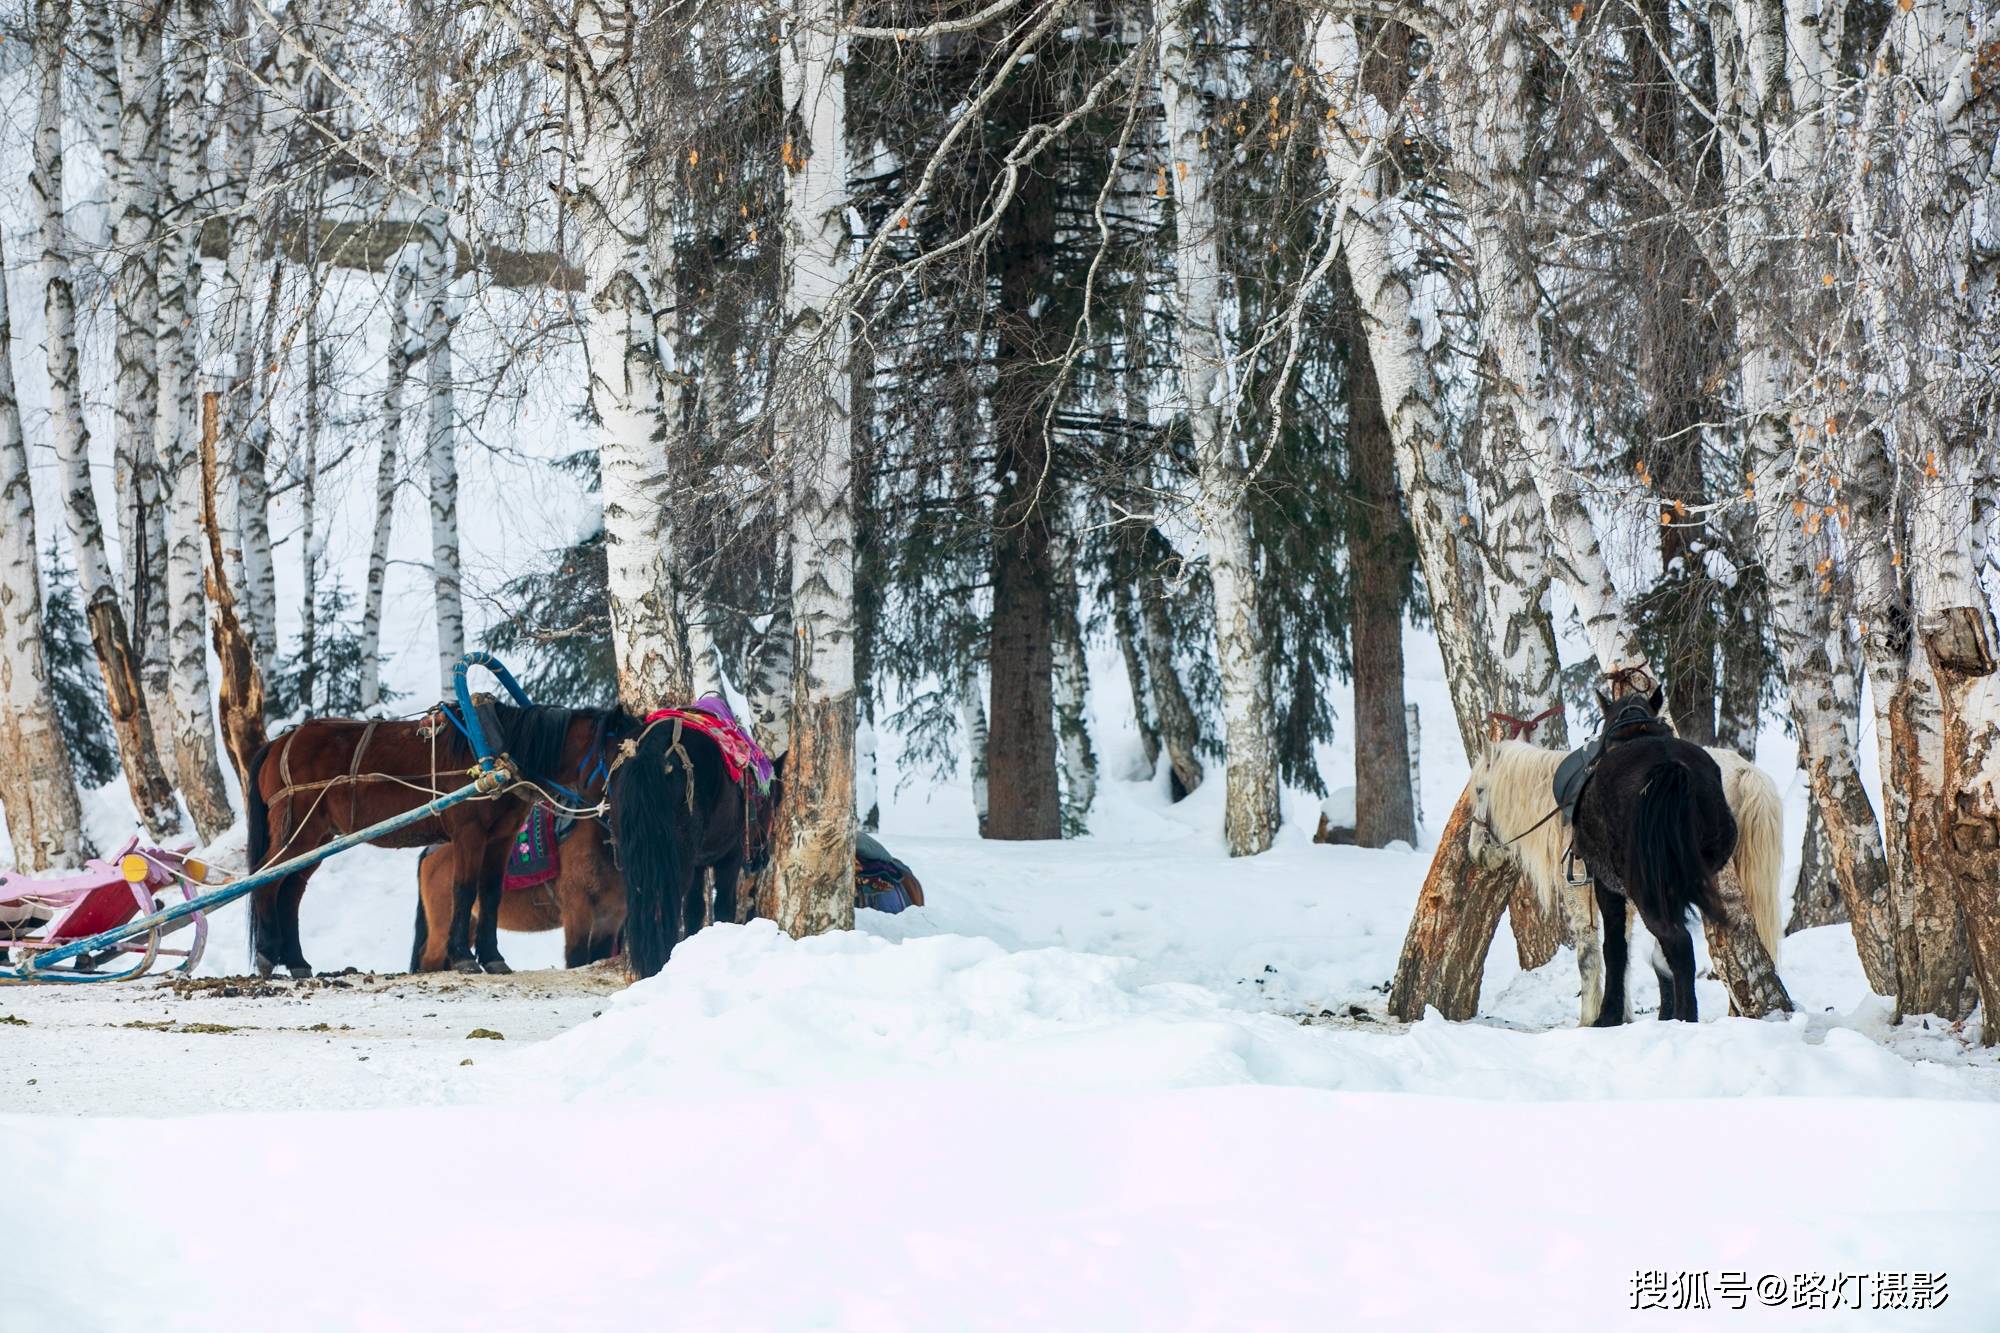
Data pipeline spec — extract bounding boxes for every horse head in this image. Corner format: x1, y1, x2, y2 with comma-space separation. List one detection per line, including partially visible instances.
1594, 683, 1670, 748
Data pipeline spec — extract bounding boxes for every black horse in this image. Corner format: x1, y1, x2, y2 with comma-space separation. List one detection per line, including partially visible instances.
606, 717, 776, 979
1571, 686, 1738, 1025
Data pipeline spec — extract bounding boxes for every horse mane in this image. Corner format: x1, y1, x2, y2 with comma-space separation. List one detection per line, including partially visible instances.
1476, 740, 1568, 911
490, 704, 578, 786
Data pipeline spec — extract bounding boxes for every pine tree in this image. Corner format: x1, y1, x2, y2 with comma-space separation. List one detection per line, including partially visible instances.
41, 540, 118, 790
266, 583, 399, 720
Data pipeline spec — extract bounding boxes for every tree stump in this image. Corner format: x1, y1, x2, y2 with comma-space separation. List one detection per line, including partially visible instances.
1506, 878, 1565, 970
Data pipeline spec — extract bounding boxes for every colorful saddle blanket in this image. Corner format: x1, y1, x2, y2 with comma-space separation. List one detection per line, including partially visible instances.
502, 806, 576, 893
642, 694, 775, 795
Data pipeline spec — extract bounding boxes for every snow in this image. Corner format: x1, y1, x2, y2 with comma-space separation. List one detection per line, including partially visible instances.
8, 671, 2000, 1328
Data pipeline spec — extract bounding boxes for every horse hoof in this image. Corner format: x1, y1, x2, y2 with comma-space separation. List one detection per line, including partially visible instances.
254, 955, 278, 980
287, 963, 314, 980
480, 959, 513, 976
450, 958, 483, 975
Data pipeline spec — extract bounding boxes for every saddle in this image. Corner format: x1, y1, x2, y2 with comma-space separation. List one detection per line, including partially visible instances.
1551, 693, 1668, 886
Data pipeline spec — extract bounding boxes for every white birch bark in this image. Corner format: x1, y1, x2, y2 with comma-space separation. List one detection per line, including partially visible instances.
107, 1, 176, 761
418, 167, 465, 691
1155, 0, 1278, 855
240, 261, 282, 676
359, 257, 416, 712
1309, 12, 1492, 760
31, 0, 183, 838
155, 1, 233, 839
1704, 0, 1900, 996
564, 2, 690, 709
0, 221, 88, 870
959, 666, 990, 833
766, 0, 857, 936
1051, 510, 1096, 835
1445, 0, 1647, 678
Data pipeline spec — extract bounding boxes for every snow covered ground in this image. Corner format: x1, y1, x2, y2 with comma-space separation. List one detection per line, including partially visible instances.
7, 735, 2000, 1329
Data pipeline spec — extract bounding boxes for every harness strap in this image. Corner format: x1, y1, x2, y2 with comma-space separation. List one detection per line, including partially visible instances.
349, 720, 381, 827
1499, 802, 1566, 847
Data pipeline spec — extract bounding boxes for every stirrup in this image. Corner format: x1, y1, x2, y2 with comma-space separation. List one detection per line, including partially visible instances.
1562, 844, 1592, 887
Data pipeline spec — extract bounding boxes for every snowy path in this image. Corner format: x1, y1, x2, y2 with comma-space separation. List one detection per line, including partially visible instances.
6, 808, 2000, 1330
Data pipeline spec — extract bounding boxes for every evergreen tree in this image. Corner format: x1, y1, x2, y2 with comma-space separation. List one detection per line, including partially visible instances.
267, 582, 400, 719
41, 539, 118, 789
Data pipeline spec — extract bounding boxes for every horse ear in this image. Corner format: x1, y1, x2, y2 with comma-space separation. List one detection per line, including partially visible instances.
1595, 689, 1616, 717
1647, 684, 1665, 713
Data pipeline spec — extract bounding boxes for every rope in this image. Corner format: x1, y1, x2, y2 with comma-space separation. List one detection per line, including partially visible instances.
1487, 704, 1564, 742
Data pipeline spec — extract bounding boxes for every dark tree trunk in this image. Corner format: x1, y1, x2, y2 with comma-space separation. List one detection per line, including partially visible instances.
983, 105, 1061, 841
1344, 307, 1415, 847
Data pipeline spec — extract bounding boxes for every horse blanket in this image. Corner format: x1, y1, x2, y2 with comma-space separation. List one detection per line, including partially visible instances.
642, 694, 775, 795
502, 806, 577, 893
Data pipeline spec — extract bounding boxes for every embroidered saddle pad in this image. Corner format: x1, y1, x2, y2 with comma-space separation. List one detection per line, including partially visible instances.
642, 694, 775, 795
502, 806, 577, 893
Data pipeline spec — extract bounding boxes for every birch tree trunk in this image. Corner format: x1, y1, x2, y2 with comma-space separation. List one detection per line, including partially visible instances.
763, 0, 856, 937
1310, 15, 1489, 759
31, 0, 182, 838
1446, 0, 1647, 678
0, 221, 88, 871
1155, 0, 1278, 855
359, 257, 415, 712
239, 261, 282, 680
1137, 552, 1204, 800
1051, 507, 1097, 836
419, 169, 465, 692
560, 1, 690, 711
156, 2, 234, 839
107, 1, 177, 766
1313, 14, 1539, 1016
958, 667, 990, 833
1112, 578, 1161, 774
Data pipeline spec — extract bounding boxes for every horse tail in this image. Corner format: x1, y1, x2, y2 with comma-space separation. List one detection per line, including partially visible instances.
411, 846, 439, 973
1723, 758, 1785, 962
244, 739, 275, 872
608, 727, 694, 980
1625, 759, 1725, 928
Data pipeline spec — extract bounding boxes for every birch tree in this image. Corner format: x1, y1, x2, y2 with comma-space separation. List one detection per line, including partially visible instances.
155, 0, 235, 839
0, 224, 89, 871
418, 163, 466, 690
1155, 0, 1279, 855
764, 0, 858, 936
30, 0, 183, 838
359, 255, 416, 712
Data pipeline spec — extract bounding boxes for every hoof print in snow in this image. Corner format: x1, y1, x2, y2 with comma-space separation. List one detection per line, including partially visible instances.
466, 1028, 505, 1041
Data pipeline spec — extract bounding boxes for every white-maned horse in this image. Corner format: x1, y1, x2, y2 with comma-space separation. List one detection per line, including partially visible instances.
1466, 739, 1784, 1024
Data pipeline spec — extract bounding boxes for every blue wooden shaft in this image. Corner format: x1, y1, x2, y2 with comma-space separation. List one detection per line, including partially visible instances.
452, 653, 532, 770
17, 777, 493, 977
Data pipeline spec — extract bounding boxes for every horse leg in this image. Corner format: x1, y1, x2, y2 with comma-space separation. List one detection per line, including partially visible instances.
443, 825, 485, 974
681, 868, 708, 945
474, 832, 514, 974
1564, 880, 1603, 1026
1592, 883, 1628, 1028
560, 872, 595, 970
711, 851, 744, 931
276, 871, 316, 978
251, 881, 286, 979
1647, 914, 1699, 1022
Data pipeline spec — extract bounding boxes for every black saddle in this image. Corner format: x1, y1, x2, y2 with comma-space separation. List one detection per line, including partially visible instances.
1551, 693, 1670, 822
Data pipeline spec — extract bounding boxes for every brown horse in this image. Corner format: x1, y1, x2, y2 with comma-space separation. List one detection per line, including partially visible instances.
410, 814, 625, 971
243, 704, 626, 977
